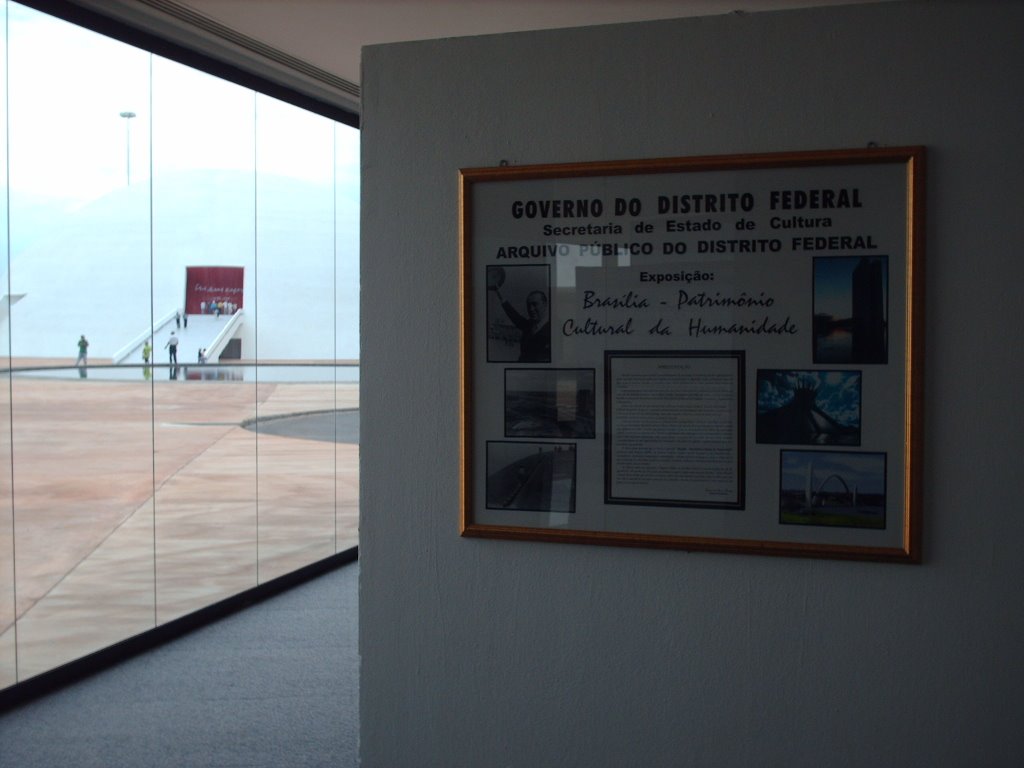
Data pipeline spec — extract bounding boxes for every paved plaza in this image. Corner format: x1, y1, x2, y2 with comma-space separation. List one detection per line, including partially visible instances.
0, 368, 358, 688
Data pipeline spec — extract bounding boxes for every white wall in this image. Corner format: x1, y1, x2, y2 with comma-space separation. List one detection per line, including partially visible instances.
360, 2, 1024, 765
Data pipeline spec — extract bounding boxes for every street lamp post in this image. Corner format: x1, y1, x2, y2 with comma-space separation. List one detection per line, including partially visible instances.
119, 111, 136, 186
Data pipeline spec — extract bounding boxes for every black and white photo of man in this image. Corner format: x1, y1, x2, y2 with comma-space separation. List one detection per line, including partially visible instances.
487, 264, 551, 363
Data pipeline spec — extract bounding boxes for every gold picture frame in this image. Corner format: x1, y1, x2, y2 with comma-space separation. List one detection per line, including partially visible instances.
460, 147, 924, 562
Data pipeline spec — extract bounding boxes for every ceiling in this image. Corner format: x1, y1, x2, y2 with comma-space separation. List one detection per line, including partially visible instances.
62, 0, 892, 114
176, 0, 887, 89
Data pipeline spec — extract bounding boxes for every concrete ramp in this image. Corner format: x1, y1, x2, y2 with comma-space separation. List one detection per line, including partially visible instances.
117, 313, 236, 365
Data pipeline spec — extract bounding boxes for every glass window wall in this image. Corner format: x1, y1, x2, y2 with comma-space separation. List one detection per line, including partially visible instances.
0, 1, 358, 689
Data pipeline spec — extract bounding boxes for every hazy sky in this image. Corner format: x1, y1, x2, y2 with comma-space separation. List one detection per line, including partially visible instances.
813, 256, 888, 320
781, 451, 885, 495
2, 3, 359, 209
0, 3, 361, 360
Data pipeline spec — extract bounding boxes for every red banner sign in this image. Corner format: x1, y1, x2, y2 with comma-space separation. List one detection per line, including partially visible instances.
185, 266, 244, 315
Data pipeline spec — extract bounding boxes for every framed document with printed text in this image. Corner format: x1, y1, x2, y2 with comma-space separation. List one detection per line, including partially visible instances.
460, 147, 924, 562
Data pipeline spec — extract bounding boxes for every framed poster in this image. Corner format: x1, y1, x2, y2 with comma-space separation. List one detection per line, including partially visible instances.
460, 147, 924, 562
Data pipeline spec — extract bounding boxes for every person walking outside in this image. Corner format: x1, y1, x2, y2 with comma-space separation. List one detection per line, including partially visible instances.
76, 334, 89, 366
165, 332, 179, 364
175, 310, 181, 329
142, 339, 152, 364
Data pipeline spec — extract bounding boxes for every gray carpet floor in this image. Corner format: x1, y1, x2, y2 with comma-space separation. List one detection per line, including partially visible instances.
0, 562, 359, 767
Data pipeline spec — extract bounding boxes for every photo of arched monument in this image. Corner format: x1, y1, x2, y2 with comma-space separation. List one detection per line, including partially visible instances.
779, 450, 886, 529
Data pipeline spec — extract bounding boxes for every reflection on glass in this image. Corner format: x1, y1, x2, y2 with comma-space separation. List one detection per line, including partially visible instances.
254, 98, 337, 582
0, 2, 13, 690
0, 356, 10, 692
335, 123, 361, 554
254, 367, 338, 581
9, 373, 157, 678
335, 375, 361, 553
0, 6, 358, 691
152, 366, 259, 623
151, 59, 259, 623
7, 6, 156, 679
